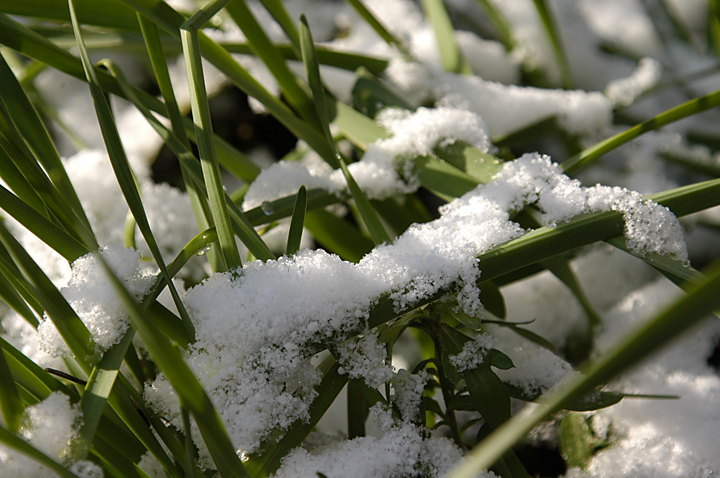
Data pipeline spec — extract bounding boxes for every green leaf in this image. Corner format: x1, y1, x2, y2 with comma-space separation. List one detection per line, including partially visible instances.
352, 69, 414, 118
478, 281, 506, 319
559, 412, 607, 469
286, 185, 307, 256
413, 155, 480, 201
347, 378, 369, 439
532, 0, 573, 88
344, 0, 412, 57
434, 141, 503, 185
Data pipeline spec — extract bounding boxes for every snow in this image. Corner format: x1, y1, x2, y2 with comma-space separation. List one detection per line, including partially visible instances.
449, 333, 495, 372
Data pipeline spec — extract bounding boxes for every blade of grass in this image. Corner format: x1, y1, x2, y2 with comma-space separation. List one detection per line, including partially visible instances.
531, 0, 572, 89
96, 254, 250, 478
180, 0, 242, 273
68, 1, 195, 342
300, 14, 392, 245
304, 210, 374, 263
0, 0, 139, 29
0, 333, 23, 433
447, 258, 720, 478
421, 0, 472, 75
0, 53, 93, 234
562, 88, 720, 174
0, 266, 40, 328
76, 331, 135, 461
473, 0, 514, 50
224, 0, 321, 127
1, 338, 73, 400
286, 185, 307, 256
345, 0, 412, 58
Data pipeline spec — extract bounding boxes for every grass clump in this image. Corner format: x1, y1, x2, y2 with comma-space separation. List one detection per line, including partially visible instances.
0, 1, 720, 478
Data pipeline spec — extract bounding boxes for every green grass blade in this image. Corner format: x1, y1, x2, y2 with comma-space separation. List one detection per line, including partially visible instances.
0, 221, 96, 371
0, 53, 92, 233
96, 254, 250, 478
181, 1, 242, 272
473, 0, 514, 49
532, 0, 572, 89
286, 185, 307, 256
421, 0, 472, 74
0, 0, 139, 29
0, 183, 90, 262
711, 0, 720, 61
0, 426, 80, 478
447, 259, 720, 478
0, 266, 40, 328
345, 0, 412, 58
67, 4, 195, 341
413, 155, 481, 200
0, 146, 45, 215
76, 331, 135, 460
562, 88, 720, 174
300, 14, 392, 245
331, 101, 390, 150
255, 0, 300, 51
347, 379, 369, 439
0, 333, 23, 433
224, 0, 321, 127
1, 338, 72, 400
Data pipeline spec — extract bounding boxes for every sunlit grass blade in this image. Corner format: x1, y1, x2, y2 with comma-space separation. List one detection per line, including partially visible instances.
421, 0, 472, 75
473, 0, 514, 49
245, 356, 346, 478
286, 185, 307, 256
413, 155, 481, 200
256, 0, 300, 51
446, 258, 720, 478
0, 333, 23, 432
76, 330, 135, 460
0, 0, 139, 29
1, 338, 72, 400
0, 426, 80, 478
95, 254, 250, 478
0, 146, 45, 214
352, 67, 415, 118
331, 100, 390, 150
181, 0, 242, 273
0, 54, 92, 233
0, 183, 90, 262
68, 0, 195, 343
0, 221, 95, 372
345, 0, 412, 58
562, 88, 720, 174
0, 266, 40, 328
532, 0, 572, 89
300, 14, 392, 245
224, 0, 321, 127
244, 188, 343, 226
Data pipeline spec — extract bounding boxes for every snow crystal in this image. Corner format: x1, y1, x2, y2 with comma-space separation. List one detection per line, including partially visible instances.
336, 333, 394, 389
271, 423, 480, 478
448, 333, 495, 372
391, 369, 427, 423
0, 391, 97, 477
37, 244, 155, 357
605, 57, 662, 107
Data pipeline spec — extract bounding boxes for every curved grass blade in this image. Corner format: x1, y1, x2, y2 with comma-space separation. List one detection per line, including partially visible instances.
286, 185, 307, 256
68, 3, 195, 342
0, 54, 92, 234
300, 14, 392, 245
95, 254, 250, 478
0, 0, 140, 30
304, 210, 374, 263
224, 0, 321, 127
447, 258, 720, 478
1, 338, 73, 400
421, 0, 472, 74
562, 88, 720, 174
345, 0, 412, 58
0, 267, 40, 328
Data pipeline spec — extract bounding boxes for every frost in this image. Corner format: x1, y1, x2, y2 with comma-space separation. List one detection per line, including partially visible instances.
448, 334, 495, 372
336, 333, 394, 389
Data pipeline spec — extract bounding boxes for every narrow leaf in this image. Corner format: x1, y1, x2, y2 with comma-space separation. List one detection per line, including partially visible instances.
286, 185, 307, 255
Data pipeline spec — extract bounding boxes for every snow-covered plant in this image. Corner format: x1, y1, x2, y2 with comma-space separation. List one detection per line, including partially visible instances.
1, 1, 720, 477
